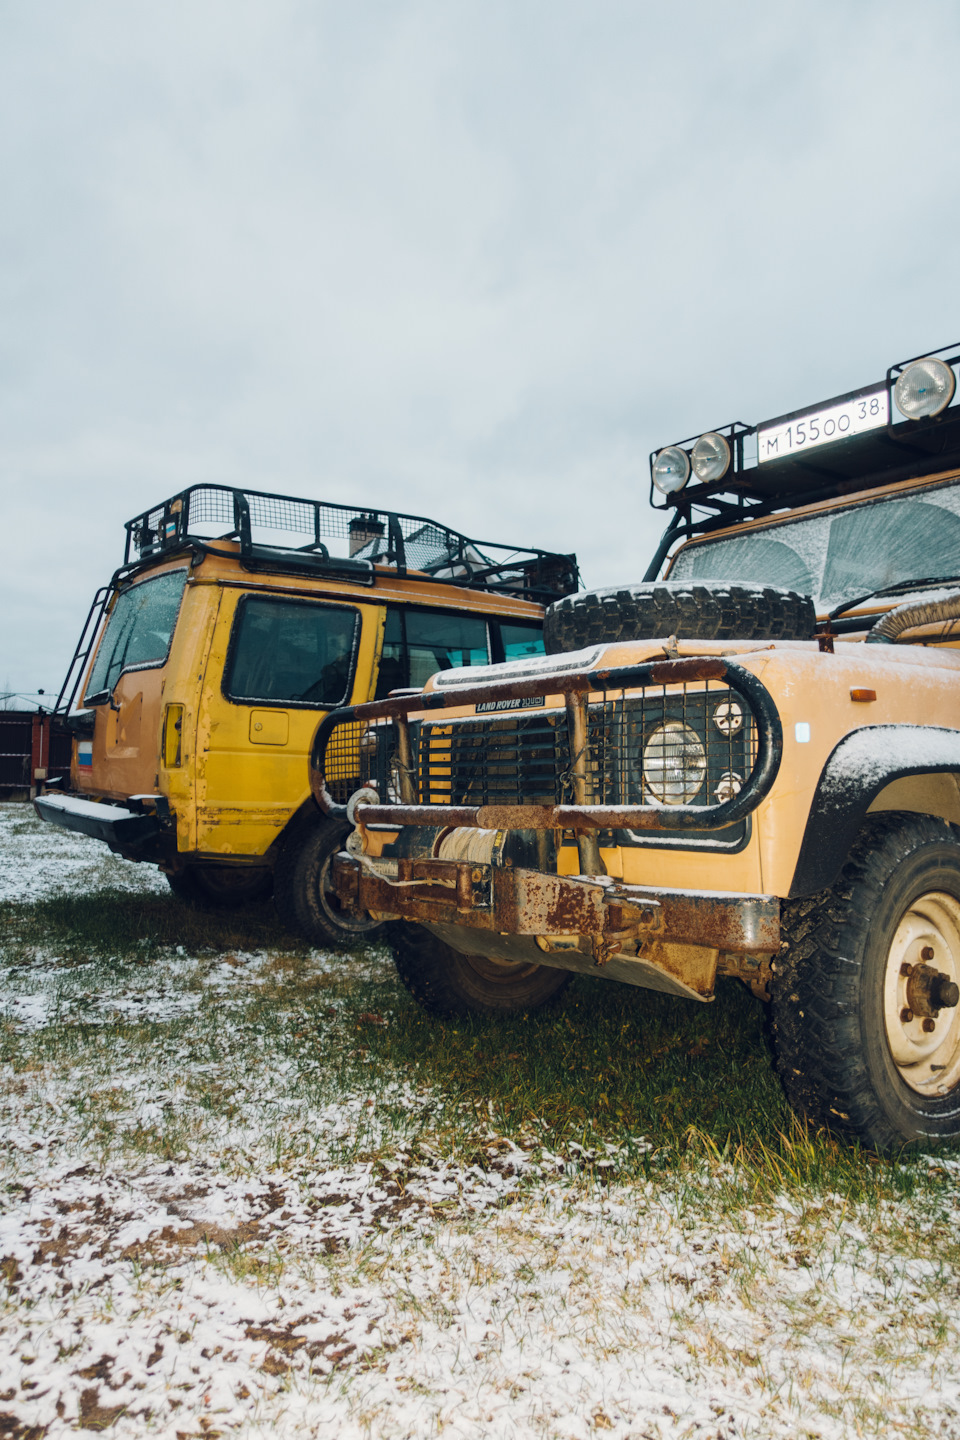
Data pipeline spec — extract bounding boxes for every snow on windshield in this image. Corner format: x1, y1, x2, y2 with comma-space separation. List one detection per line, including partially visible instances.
668, 479, 960, 607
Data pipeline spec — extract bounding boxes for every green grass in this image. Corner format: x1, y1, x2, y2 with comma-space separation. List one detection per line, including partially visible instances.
0, 887, 312, 963
1, 888, 955, 1206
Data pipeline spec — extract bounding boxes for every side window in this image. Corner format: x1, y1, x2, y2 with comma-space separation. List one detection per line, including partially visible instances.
498, 620, 544, 662
85, 568, 188, 702
224, 597, 359, 707
374, 607, 490, 698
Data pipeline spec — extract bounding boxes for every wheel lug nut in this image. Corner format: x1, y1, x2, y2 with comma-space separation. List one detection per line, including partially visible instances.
922, 946, 936, 961
900, 963, 914, 977
922, 1018, 937, 1033
900, 1008, 914, 1023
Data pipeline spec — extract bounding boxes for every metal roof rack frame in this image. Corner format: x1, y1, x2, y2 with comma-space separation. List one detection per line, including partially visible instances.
123, 483, 578, 603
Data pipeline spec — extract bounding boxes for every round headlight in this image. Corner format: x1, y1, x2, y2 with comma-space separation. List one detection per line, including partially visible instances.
894, 358, 956, 420
642, 721, 706, 805
652, 446, 691, 495
691, 432, 731, 483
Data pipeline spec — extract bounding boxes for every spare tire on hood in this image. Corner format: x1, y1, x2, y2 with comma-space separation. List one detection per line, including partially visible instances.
543, 582, 816, 654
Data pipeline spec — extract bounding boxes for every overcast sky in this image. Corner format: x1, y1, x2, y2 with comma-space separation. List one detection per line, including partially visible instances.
3, 0, 959, 701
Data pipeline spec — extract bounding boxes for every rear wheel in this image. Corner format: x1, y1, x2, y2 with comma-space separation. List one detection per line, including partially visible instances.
390, 923, 571, 1017
273, 817, 386, 948
166, 864, 273, 909
770, 814, 960, 1150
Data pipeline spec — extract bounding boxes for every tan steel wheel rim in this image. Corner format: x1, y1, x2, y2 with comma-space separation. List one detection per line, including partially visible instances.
883, 891, 960, 1096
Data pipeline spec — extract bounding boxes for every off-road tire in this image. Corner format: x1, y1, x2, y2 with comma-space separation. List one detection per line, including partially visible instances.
543, 582, 815, 653
273, 817, 386, 948
390, 922, 572, 1017
166, 864, 273, 909
769, 813, 960, 1151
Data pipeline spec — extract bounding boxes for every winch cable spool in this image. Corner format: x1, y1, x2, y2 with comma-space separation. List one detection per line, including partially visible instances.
436, 828, 501, 865
865, 588, 960, 645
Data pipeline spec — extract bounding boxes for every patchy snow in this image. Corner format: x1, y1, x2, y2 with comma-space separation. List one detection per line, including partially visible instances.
431, 644, 607, 688
816, 724, 960, 807
0, 801, 168, 902
2, 804, 960, 1438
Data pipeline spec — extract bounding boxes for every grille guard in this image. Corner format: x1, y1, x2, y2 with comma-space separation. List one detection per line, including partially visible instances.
309, 654, 783, 834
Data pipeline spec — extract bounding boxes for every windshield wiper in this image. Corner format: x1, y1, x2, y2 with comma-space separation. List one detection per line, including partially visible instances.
828, 574, 960, 623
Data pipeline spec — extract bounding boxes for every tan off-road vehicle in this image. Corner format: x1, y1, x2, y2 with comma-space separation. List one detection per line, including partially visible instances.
34, 485, 577, 944
316, 344, 960, 1149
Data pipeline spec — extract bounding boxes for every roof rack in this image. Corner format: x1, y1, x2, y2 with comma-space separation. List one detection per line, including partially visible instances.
647, 343, 960, 541
124, 484, 579, 603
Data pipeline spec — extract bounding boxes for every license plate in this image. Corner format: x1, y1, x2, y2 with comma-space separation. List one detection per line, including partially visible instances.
757, 385, 888, 465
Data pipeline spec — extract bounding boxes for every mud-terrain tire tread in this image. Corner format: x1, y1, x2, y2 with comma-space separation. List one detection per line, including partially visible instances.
273, 815, 386, 948
389, 923, 571, 1018
166, 865, 273, 909
543, 582, 816, 653
769, 812, 960, 1151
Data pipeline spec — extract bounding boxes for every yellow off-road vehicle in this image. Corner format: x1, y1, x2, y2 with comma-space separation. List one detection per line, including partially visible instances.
35, 485, 577, 944
318, 344, 960, 1149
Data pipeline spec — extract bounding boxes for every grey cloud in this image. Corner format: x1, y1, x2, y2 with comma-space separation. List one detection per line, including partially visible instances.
2, 0, 959, 694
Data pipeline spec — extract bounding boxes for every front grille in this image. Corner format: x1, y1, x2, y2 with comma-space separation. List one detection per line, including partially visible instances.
322, 719, 367, 805
418, 682, 757, 836
322, 719, 412, 805
419, 711, 569, 807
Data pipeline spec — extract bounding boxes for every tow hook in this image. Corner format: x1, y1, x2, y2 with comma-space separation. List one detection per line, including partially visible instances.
344, 786, 379, 858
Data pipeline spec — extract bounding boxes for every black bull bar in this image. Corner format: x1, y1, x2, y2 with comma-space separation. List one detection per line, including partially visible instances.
308, 654, 783, 835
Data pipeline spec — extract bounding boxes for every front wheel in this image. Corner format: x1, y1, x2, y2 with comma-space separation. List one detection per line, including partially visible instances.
770, 813, 960, 1150
390, 923, 572, 1017
273, 818, 386, 948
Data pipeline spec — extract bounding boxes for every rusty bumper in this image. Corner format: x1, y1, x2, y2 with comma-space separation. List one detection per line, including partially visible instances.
331, 852, 779, 955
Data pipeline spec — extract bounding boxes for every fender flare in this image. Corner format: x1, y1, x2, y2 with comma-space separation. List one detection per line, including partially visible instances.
789, 725, 960, 897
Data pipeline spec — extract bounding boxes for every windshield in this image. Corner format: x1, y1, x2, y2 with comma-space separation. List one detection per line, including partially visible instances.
85, 569, 188, 701
668, 479, 960, 609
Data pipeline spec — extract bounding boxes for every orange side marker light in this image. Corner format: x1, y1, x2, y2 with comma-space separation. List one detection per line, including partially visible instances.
850, 688, 877, 703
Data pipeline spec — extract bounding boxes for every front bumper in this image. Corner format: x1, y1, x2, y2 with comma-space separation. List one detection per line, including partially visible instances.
34, 792, 161, 851
332, 851, 779, 998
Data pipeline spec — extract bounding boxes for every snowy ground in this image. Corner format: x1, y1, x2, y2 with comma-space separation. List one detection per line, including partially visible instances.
2, 803, 960, 1438
0, 803, 167, 903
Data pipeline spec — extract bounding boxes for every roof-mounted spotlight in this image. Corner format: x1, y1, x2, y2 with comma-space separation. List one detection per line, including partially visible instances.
894, 357, 957, 420
652, 445, 691, 494
691, 432, 731, 483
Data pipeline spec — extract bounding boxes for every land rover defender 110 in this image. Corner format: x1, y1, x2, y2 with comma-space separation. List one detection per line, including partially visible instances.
318, 344, 960, 1150
34, 485, 577, 944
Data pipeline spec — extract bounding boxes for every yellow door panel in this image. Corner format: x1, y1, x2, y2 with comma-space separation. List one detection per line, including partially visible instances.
195, 590, 382, 856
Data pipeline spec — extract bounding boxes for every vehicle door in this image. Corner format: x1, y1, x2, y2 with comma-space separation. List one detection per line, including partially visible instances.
80, 567, 189, 799
195, 590, 378, 856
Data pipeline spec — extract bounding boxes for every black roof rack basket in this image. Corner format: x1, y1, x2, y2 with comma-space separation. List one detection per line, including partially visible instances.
124, 484, 578, 604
